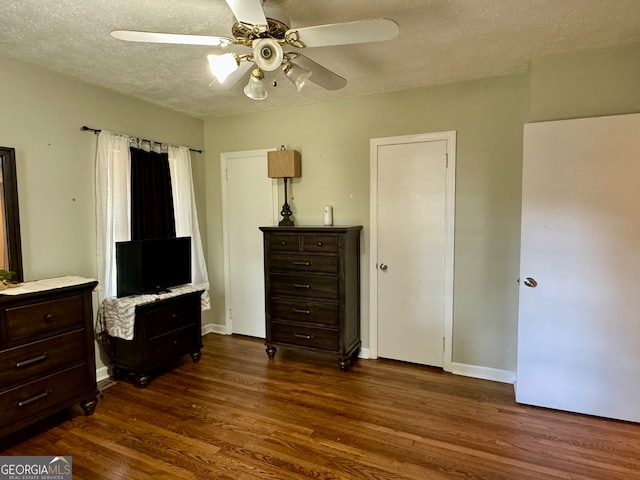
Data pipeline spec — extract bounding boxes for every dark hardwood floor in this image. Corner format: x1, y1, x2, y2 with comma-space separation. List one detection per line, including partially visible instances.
2, 333, 640, 479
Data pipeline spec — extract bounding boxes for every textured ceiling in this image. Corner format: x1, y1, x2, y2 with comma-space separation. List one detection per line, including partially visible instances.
1, 0, 639, 119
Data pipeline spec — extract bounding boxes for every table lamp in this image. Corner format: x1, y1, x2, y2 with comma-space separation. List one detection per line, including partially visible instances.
268, 148, 301, 226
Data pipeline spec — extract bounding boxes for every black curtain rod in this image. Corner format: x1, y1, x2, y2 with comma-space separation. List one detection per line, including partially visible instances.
81, 126, 203, 154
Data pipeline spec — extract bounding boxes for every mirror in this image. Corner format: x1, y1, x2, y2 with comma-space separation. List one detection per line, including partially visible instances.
0, 147, 23, 282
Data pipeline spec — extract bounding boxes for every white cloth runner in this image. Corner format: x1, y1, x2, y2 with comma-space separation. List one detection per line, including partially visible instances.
0, 276, 97, 295
97, 283, 208, 340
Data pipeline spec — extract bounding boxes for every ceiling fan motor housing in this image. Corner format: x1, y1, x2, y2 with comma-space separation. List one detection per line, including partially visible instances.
252, 38, 284, 71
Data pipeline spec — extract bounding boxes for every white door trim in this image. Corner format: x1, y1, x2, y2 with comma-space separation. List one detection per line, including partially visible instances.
220, 149, 279, 334
369, 131, 456, 372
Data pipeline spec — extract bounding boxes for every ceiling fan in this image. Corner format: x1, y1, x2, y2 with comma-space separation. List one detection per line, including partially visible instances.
111, 0, 399, 100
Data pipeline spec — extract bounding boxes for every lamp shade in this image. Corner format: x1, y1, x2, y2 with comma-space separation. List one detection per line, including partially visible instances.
244, 68, 268, 100
268, 149, 301, 178
284, 62, 312, 92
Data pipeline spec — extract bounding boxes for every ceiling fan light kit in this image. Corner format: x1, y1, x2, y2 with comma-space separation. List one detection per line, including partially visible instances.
244, 68, 268, 100
110, 0, 400, 101
207, 52, 240, 84
283, 62, 312, 93
252, 38, 284, 72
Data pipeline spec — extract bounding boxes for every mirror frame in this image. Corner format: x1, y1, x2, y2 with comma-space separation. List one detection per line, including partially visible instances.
0, 147, 23, 282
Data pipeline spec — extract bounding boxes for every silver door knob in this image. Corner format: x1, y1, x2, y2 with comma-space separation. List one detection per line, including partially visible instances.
523, 277, 537, 288
379, 263, 388, 271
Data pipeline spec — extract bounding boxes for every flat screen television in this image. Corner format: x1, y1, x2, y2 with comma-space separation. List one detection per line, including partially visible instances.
116, 236, 192, 298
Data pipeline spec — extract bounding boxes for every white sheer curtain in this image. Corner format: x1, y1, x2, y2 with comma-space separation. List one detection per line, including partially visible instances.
168, 145, 210, 309
95, 133, 209, 309
95, 131, 131, 303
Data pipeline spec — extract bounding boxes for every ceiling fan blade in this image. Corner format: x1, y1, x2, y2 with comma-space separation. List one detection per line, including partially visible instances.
111, 30, 234, 47
225, 0, 267, 26
208, 61, 253, 90
288, 19, 399, 48
292, 54, 346, 91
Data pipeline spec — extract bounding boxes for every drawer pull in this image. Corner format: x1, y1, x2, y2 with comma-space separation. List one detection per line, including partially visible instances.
17, 389, 52, 408
15, 353, 48, 369
281, 241, 287, 245
317, 242, 323, 246
294, 333, 313, 340
293, 261, 311, 266
293, 308, 311, 314
293, 284, 311, 289
44, 313, 55, 323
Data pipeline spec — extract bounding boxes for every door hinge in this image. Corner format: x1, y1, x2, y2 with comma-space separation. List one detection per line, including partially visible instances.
225, 168, 229, 180
445, 153, 449, 168
229, 307, 232, 319
443, 337, 446, 352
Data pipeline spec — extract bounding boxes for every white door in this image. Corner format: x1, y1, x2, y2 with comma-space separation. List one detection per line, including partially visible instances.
517, 113, 640, 422
221, 150, 278, 338
370, 132, 456, 368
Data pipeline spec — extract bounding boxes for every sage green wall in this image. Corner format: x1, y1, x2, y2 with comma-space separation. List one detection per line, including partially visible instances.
0, 54, 205, 370
205, 74, 528, 371
529, 42, 640, 122
2, 39, 637, 375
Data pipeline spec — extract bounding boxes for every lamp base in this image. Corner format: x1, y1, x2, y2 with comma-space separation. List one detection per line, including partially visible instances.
279, 202, 294, 226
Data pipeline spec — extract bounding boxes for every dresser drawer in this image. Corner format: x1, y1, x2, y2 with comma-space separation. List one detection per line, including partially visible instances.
4, 295, 85, 345
268, 234, 299, 252
269, 254, 338, 274
271, 298, 338, 326
143, 298, 200, 339
271, 322, 338, 352
147, 325, 200, 364
0, 364, 88, 430
0, 329, 86, 389
303, 235, 338, 253
270, 273, 338, 299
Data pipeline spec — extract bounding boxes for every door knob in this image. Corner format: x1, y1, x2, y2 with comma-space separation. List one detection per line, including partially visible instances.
379, 263, 388, 271
523, 277, 537, 288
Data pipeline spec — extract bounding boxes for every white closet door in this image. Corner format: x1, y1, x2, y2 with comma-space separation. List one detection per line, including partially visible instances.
221, 150, 277, 338
517, 113, 640, 422
371, 132, 455, 368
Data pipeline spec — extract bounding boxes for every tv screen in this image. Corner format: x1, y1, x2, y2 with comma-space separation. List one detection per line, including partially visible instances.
116, 236, 192, 298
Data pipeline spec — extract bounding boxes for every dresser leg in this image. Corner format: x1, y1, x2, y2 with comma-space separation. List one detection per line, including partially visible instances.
80, 397, 98, 416
135, 373, 151, 388
266, 344, 277, 359
338, 356, 352, 372
190, 350, 202, 363
111, 366, 126, 380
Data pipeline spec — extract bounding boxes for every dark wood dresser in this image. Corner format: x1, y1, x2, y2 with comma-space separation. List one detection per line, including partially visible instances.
259, 226, 362, 370
0, 280, 99, 438
108, 290, 204, 387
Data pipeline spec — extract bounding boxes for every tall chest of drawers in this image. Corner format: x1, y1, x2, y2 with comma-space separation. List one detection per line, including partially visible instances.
0, 280, 99, 438
259, 226, 362, 371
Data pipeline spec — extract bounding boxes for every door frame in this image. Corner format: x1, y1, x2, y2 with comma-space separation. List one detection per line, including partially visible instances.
220, 149, 279, 334
369, 131, 456, 372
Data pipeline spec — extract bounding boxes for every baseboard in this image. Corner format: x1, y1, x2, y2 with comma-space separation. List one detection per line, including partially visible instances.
452, 362, 516, 384
96, 366, 110, 383
358, 347, 371, 359
202, 323, 228, 335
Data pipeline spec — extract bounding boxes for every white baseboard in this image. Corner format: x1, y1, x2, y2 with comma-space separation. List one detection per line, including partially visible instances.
202, 323, 228, 335
96, 366, 110, 383
452, 362, 516, 384
358, 347, 371, 359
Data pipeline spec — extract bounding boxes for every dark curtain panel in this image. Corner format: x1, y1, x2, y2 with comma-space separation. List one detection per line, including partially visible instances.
130, 146, 176, 240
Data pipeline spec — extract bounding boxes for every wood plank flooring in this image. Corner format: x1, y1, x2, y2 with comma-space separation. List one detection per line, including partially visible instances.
2, 333, 640, 479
